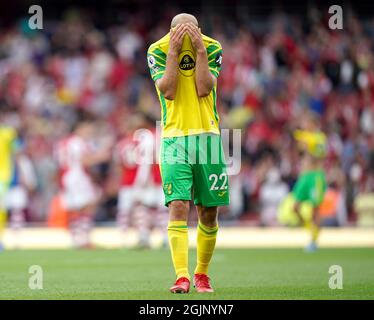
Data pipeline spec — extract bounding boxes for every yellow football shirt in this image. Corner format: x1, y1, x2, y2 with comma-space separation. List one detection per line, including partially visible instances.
293, 129, 327, 159
147, 32, 223, 138
0, 126, 17, 186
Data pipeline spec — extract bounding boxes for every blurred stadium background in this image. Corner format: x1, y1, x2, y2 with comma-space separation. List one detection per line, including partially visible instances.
1, 0, 374, 249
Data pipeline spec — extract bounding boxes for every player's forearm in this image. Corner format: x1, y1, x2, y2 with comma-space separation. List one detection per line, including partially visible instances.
195, 48, 215, 97
156, 51, 179, 100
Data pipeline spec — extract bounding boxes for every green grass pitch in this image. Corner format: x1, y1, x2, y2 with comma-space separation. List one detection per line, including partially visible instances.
0, 248, 373, 299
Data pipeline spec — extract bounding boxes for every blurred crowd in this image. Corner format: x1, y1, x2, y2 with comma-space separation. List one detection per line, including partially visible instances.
1, 5, 374, 226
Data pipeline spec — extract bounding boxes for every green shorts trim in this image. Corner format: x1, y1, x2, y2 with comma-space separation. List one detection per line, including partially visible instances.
160, 133, 230, 207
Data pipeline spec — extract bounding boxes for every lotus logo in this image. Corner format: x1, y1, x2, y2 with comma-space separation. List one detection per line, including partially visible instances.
179, 54, 195, 70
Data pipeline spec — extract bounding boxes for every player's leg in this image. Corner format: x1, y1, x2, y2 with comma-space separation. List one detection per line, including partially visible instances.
3, 186, 28, 249
194, 205, 218, 293
160, 136, 193, 293
68, 203, 95, 249
195, 205, 219, 273
142, 185, 168, 248
6, 186, 27, 227
293, 198, 320, 252
119, 188, 153, 248
305, 173, 325, 252
117, 188, 131, 232
133, 202, 152, 248
62, 172, 98, 249
304, 207, 320, 252
304, 222, 320, 252
168, 200, 190, 288
78, 204, 95, 248
154, 186, 169, 248
192, 134, 230, 292
69, 211, 83, 248
135, 186, 165, 249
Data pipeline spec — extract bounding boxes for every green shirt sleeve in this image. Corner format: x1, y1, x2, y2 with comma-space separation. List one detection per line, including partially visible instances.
147, 46, 167, 81
207, 42, 222, 78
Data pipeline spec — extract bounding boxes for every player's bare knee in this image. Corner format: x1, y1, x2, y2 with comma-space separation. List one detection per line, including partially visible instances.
199, 206, 218, 227
168, 200, 189, 221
